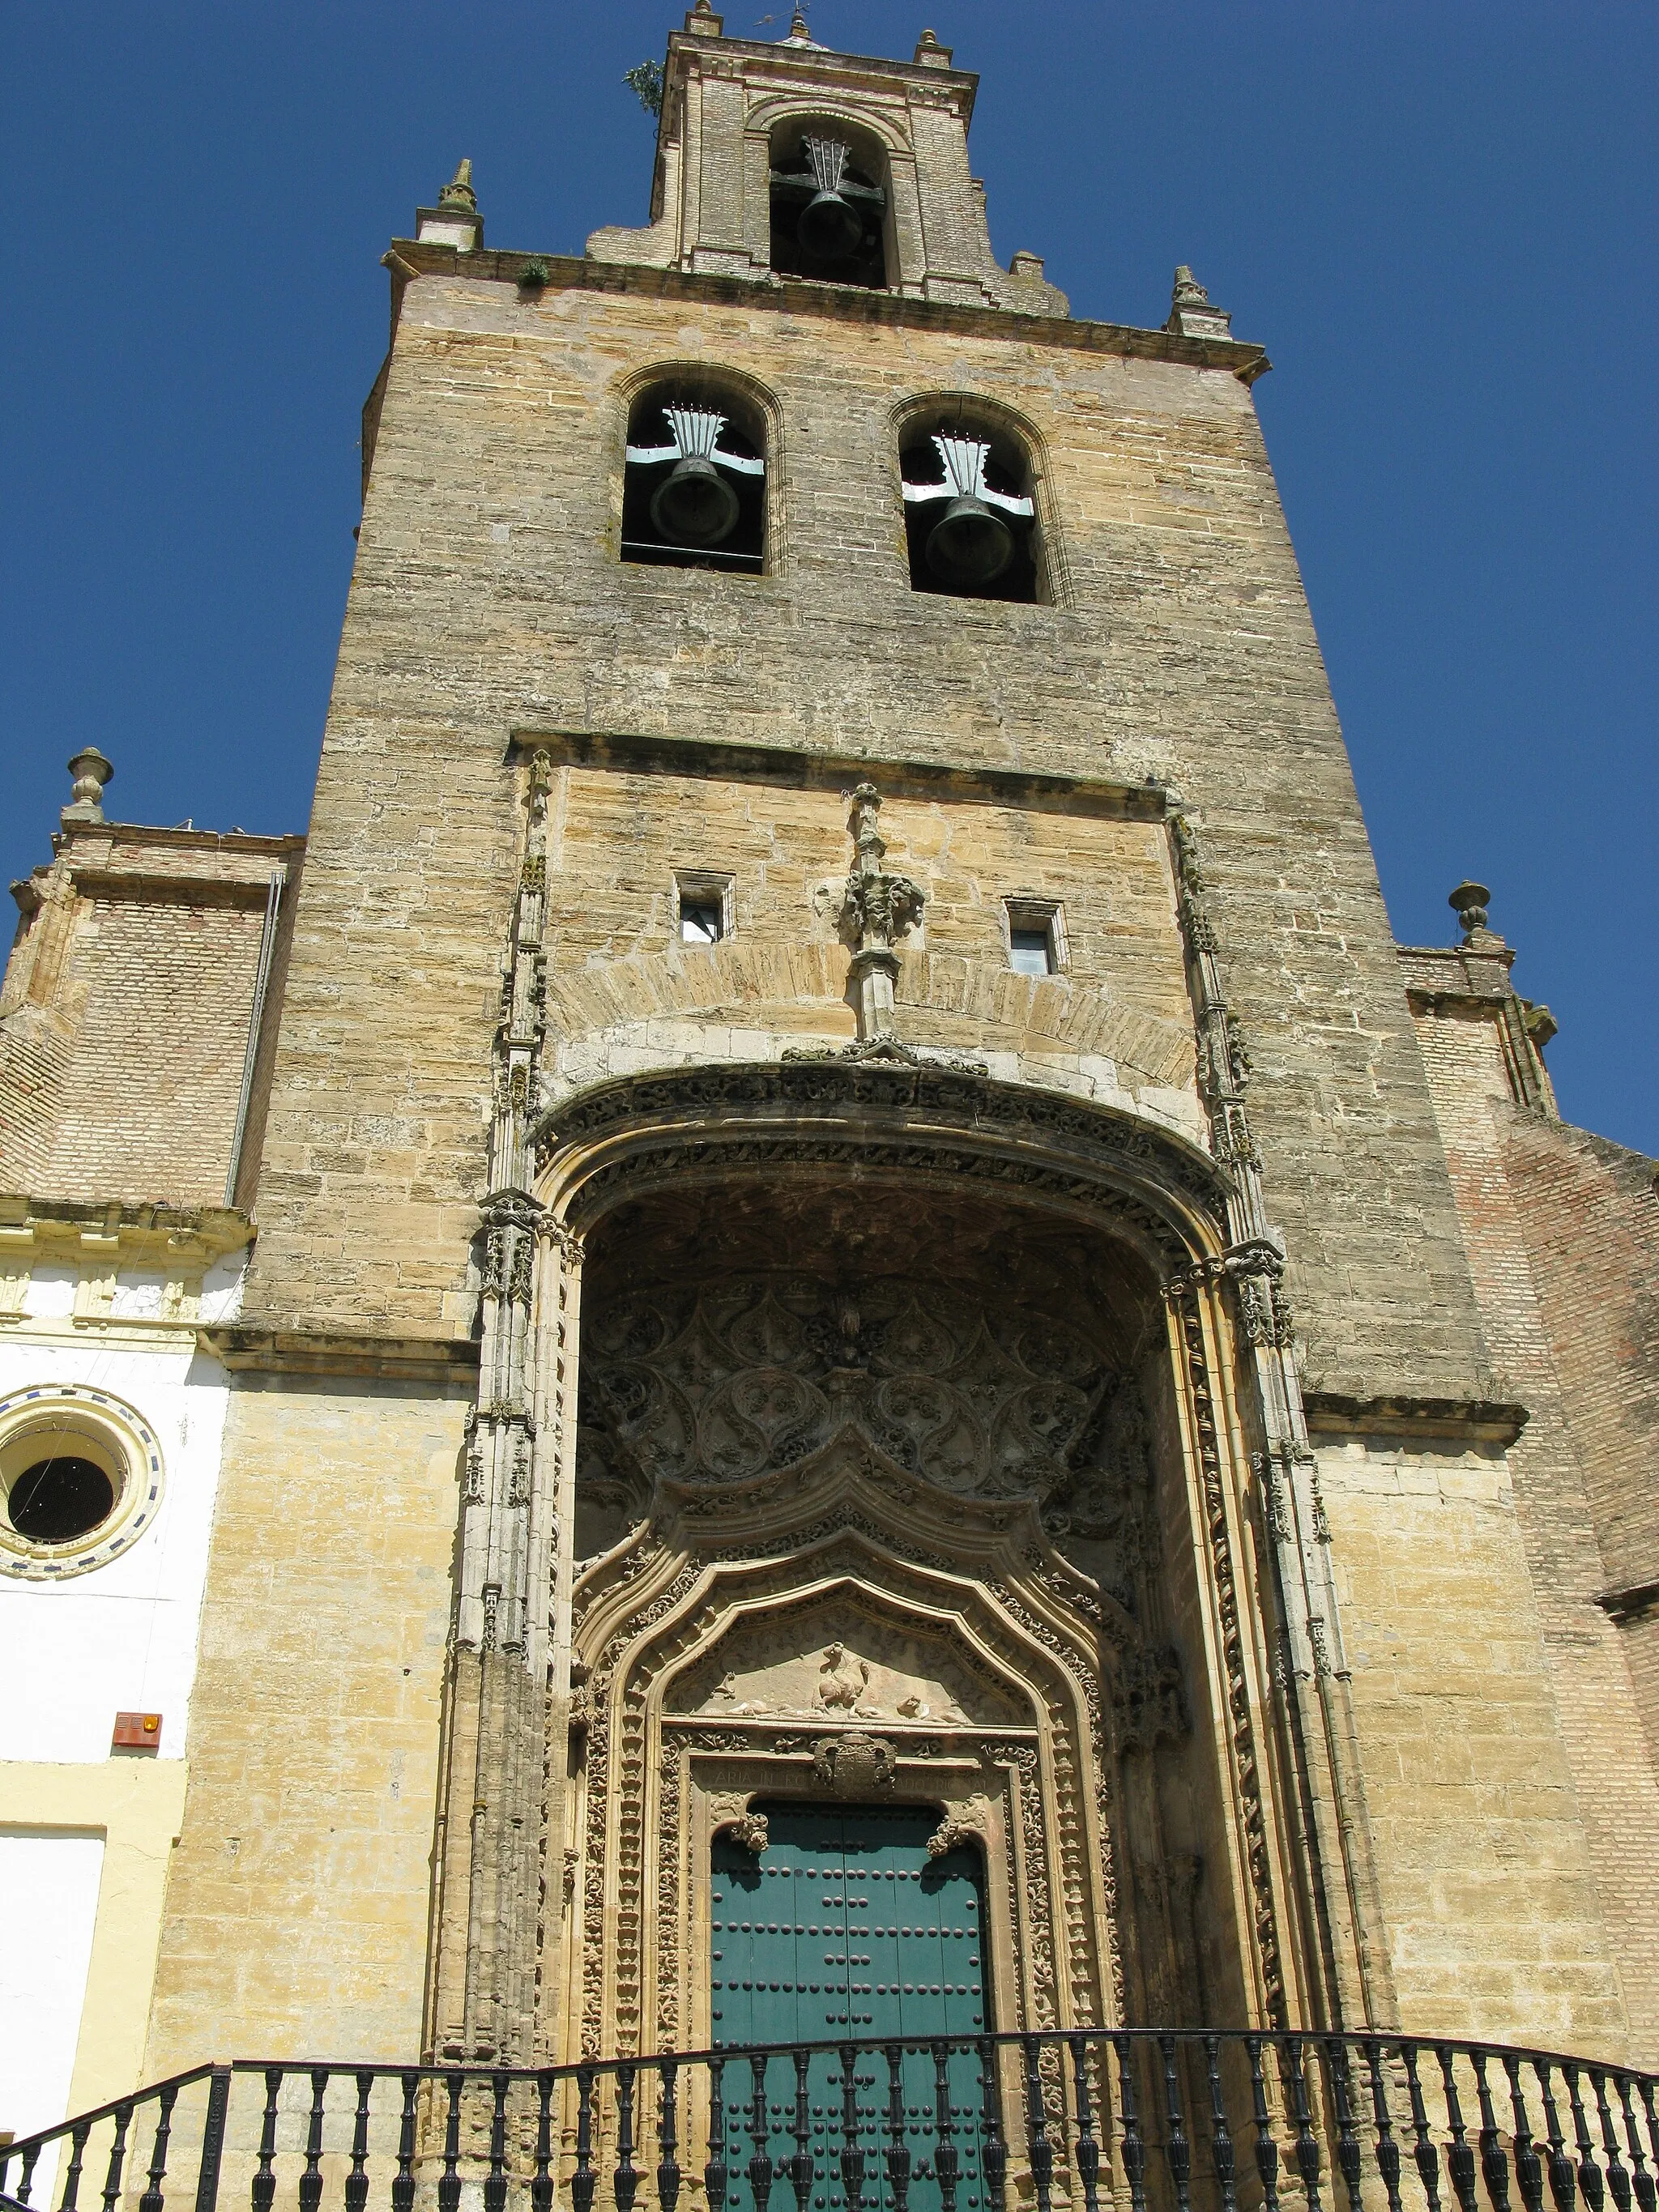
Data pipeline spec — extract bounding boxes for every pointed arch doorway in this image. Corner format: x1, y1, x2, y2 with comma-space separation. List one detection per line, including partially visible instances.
712, 1804, 991, 2212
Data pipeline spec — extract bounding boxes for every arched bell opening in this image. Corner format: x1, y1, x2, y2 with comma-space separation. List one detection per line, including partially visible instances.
898, 403, 1043, 603
562, 1164, 1269, 2038
768, 116, 891, 291
622, 373, 769, 573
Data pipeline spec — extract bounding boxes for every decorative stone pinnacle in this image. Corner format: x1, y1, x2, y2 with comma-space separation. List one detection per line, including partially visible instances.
63, 746, 113, 824
1448, 880, 1493, 941
1172, 265, 1209, 308
839, 782, 924, 1043
1164, 265, 1234, 341
439, 159, 477, 214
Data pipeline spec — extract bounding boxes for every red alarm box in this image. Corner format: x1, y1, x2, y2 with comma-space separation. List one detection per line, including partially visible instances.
113, 1711, 163, 1752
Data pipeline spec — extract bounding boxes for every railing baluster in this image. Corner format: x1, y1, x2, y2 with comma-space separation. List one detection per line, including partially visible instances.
100, 2102, 134, 2212
838, 2048, 864, 2212
139, 2086, 178, 2212
885, 2045, 912, 2212
572, 2065, 597, 2212
1474, 2053, 1512, 2212
1068, 2035, 1099, 2212
485, 2072, 511, 2212
1439, 2047, 1480, 2212
658, 2061, 683, 2212
1568, 2069, 1606, 2212
935, 2044, 962, 2212
1205, 2034, 1239, 2212
787, 2050, 812, 2212
1618, 2079, 1655, 2212
1118, 2035, 1151, 2212
1246, 2037, 1280, 2212
437, 2071, 463, 2212
748, 2053, 774, 2212
1539, 2062, 1579, 2212
706, 2060, 729, 2212
297, 2072, 328, 2212
19, 2144, 41, 2206
616, 2064, 640, 2212
344, 2071, 373, 2212
1594, 2074, 1632, 2212
392, 2074, 419, 2212
1639, 2086, 1659, 2183
1286, 2038, 1324, 2212
250, 2071, 281, 2212
1021, 2039, 1051, 2212
1328, 2040, 1365, 2212
1367, 2043, 1405, 2212
1159, 2035, 1193, 2212
194, 2066, 231, 2212
57, 2121, 92, 2212
1404, 2044, 1444, 2212
1503, 2056, 1545, 2212
979, 2039, 1008, 2212
532, 2072, 557, 2212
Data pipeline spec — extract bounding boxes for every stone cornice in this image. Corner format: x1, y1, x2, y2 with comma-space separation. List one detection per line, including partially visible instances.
509, 724, 1175, 820
0, 1195, 251, 1259
383, 240, 1273, 385
1302, 1392, 1529, 1447
202, 1325, 480, 1383
664, 25, 982, 121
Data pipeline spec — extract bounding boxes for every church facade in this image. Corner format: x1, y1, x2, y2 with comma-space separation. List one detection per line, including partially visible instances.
3, 6, 1657, 2152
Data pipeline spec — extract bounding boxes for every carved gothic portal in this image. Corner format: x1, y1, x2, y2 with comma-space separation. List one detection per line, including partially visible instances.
549, 1178, 1276, 2062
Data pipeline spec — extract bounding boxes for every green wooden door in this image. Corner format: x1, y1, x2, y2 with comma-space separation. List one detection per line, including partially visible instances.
711, 1805, 990, 2212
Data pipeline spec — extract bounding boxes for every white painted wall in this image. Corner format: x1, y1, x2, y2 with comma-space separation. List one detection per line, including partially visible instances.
0, 1829, 104, 2145
0, 1254, 245, 1764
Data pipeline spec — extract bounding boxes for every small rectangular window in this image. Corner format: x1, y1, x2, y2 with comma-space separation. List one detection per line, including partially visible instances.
1009, 927, 1053, 976
1004, 899, 1067, 978
680, 901, 723, 945
674, 870, 733, 946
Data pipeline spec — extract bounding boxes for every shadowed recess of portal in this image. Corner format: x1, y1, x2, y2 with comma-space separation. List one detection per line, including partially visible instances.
574, 1179, 1171, 1611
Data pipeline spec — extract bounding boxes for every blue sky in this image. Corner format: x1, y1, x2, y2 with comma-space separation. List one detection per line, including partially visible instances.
2, 2, 1654, 1150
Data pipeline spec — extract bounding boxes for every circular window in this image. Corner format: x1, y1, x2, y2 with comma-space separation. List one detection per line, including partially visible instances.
0, 1386, 164, 1579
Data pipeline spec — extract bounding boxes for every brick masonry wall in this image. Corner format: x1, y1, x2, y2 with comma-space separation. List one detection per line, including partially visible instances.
41, 894, 265, 1207
241, 266, 1486, 1402
0, 827, 301, 1211
1411, 997, 1659, 2059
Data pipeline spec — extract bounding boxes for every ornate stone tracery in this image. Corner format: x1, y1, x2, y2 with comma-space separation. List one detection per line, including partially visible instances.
567, 1443, 1119, 2056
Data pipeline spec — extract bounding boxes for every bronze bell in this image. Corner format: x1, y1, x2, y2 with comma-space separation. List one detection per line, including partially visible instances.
650, 454, 740, 547
925, 494, 1014, 588
797, 186, 864, 263
796, 133, 866, 266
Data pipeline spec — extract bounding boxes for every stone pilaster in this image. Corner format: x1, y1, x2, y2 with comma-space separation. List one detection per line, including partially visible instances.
1168, 808, 1397, 2031
433, 752, 559, 2063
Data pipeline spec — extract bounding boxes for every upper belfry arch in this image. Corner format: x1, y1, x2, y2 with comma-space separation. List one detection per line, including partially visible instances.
585, 6, 1070, 313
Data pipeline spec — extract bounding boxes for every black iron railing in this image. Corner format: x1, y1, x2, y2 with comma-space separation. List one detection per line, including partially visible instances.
5, 2031, 1659, 2212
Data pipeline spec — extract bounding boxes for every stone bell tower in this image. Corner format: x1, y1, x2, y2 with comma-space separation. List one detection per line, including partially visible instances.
134, 4, 1659, 2087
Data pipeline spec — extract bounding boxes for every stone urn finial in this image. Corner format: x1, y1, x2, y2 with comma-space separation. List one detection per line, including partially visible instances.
63, 747, 113, 824
1448, 880, 1493, 943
